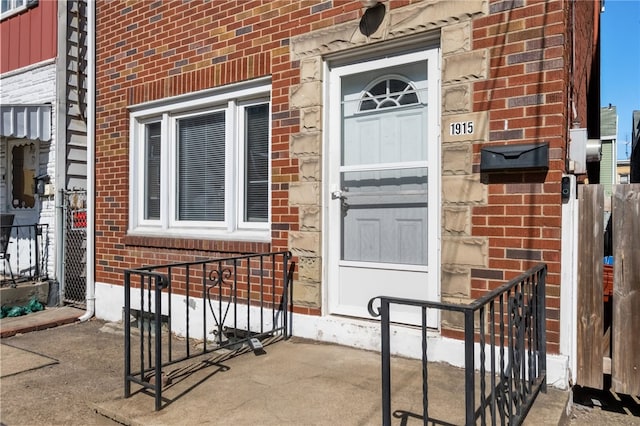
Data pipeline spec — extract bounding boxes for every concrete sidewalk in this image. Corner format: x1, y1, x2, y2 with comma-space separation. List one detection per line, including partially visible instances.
0, 315, 570, 425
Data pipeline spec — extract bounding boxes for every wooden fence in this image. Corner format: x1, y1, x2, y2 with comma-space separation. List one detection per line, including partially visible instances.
577, 184, 639, 396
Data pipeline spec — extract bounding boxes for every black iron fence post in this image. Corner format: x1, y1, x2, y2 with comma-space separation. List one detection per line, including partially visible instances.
154, 275, 163, 411
288, 255, 295, 338
464, 309, 475, 425
380, 298, 392, 426
538, 267, 547, 393
124, 271, 131, 398
421, 306, 429, 426
34, 224, 40, 279
283, 252, 289, 339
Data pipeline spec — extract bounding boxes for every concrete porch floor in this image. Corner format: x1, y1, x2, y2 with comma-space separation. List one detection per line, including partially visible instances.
0, 312, 570, 425
96, 337, 570, 426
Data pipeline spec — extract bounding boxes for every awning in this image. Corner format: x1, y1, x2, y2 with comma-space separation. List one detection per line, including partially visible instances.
0, 104, 51, 141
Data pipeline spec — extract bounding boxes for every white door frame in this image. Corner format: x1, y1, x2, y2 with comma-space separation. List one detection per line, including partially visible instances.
323, 48, 441, 325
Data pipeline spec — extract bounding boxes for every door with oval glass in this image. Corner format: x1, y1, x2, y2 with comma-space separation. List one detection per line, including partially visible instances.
327, 50, 440, 326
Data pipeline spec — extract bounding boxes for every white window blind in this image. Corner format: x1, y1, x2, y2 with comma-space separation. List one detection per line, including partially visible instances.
244, 103, 269, 222
177, 112, 226, 222
144, 122, 161, 220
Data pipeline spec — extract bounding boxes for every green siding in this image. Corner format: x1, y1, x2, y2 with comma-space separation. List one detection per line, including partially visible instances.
601, 142, 614, 197
601, 106, 617, 138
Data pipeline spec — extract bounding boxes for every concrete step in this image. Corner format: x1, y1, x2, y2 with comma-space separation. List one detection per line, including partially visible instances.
0, 306, 83, 338
0, 279, 49, 307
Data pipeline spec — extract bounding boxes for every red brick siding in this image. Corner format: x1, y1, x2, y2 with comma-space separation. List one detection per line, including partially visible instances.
97, 1, 402, 317
471, 0, 578, 354
95, 0, 598, 347
571, 0, 601, 137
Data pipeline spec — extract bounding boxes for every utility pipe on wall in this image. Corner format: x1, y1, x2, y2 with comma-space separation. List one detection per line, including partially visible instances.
79, 0, 95, 322
54, 0, 68, 304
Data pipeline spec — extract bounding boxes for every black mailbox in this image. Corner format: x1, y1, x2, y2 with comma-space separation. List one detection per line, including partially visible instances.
480, 142, 548, 172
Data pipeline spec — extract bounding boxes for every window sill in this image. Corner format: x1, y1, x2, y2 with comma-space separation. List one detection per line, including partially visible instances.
1, 6, 27, 21
124, 229, 272, 254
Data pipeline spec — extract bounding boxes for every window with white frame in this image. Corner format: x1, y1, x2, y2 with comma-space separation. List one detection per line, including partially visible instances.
129, 81, 271, 241
1, 0, 37, 20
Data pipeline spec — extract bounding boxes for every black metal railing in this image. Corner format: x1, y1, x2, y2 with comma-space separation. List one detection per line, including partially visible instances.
0, 223, 49, 287
124, 250, 295, 410
368, 263, 547, 426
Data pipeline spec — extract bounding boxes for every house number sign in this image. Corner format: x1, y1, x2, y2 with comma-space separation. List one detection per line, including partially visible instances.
449, 121, 474, 136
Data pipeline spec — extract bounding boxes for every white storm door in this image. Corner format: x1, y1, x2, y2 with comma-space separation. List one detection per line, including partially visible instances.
327, 50, 440, 326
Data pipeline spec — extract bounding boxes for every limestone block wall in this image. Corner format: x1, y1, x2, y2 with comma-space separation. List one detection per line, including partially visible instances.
440, 21, 489, 328
288, 57, 324, 307
289, 1, 488, 309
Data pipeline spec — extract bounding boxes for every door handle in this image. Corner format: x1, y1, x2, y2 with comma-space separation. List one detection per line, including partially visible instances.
331, 188, 348, 200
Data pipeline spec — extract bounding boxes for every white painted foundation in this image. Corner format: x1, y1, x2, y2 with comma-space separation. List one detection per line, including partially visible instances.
95, 281, 570, 389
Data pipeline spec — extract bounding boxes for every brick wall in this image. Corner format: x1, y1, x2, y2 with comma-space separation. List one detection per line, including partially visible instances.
571, 0, 601, 137
469, 0, 571, 354
95, 0, 598, 353
95, 1, 362, 314
94, 0, 429, 317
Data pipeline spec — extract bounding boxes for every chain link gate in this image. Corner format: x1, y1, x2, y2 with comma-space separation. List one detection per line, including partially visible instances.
62, 190, 87, 306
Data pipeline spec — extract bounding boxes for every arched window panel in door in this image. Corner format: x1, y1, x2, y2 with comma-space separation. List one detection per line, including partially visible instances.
358, 76, 421, 112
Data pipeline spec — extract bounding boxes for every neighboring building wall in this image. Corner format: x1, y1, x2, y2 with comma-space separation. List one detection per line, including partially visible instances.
61, 0, 88, 191
571, 0, 601, 138
0, 0, 57, 73
1, 1, 60, 281
631, 110, 640, 183
0, 62, 57, 277
600, 141, 614, 194
94, 0, 598, 356
1, 0, 89, 291
616, 161, 630, 184
600, 106, 617, 196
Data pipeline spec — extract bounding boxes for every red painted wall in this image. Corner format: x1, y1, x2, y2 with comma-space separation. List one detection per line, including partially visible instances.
1, 0, 57, 74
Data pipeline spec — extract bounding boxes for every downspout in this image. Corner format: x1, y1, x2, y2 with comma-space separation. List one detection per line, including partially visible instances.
79, 0, 95, 322
54, 0, 67, 304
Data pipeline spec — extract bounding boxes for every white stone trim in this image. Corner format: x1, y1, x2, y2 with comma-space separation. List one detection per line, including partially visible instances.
0, 58, 56, 79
